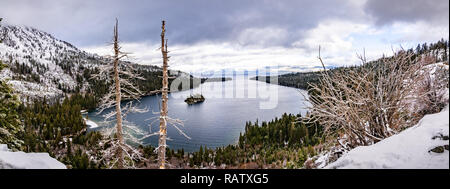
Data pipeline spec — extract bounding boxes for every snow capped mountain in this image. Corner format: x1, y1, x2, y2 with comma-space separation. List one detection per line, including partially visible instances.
0, 24, 161, 102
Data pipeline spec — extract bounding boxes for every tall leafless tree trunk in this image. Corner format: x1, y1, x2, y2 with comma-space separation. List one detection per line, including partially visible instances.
94, 18, 147, 169
113, 19, 125, 169
158, 20, 169, 169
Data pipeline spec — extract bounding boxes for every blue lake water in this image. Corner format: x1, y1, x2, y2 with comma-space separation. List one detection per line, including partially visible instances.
87, 78, 309, 152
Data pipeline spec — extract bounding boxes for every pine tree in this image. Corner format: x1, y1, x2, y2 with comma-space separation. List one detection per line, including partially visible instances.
443, 41, 448, 61
199, 145, 204, 162
0, 18, 24, 151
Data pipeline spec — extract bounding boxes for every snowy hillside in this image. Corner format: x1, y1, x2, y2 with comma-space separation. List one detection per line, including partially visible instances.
0, 24, 161, 101
0, 144, 66, 169
325, 103, 449, 169
0, 25, 89, 100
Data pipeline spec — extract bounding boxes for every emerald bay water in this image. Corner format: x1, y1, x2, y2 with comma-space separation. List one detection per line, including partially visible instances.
87, 78, 309, 152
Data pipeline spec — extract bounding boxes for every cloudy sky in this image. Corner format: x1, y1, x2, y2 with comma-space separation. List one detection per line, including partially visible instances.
1, 0, 448, 74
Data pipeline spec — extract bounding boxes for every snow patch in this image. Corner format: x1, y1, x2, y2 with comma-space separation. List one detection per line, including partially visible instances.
325, 105, 449, 169
0, 144, 66, 169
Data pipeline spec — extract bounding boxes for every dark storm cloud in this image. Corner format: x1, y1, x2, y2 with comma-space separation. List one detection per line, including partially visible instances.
364, 0, 449, 25
1, 0, 447, 48
0, 0, 364, 47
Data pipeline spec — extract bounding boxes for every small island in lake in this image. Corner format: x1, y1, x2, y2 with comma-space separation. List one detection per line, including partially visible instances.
185, 94, 205, 105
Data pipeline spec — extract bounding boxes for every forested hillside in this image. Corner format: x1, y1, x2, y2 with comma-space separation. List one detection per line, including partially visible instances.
0, 24, 200, 103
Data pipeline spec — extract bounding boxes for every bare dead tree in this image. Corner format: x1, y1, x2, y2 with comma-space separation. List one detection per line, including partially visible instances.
306, 48, 427, 148
158, 20, 169, 169
112, 18, 125, 169
148, 20, 192, 169
92, 19, 147, 169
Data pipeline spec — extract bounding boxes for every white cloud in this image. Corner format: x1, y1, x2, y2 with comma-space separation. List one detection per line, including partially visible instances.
82, 41, 322, 73
294, 19, 367, 53
81, 18, 448, 74
389, 21, 449, 43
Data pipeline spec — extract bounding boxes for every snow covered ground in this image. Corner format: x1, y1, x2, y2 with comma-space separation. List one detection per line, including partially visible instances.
84, 118, 99, 129
325, 105, 449, 169
0, 144, 66, 169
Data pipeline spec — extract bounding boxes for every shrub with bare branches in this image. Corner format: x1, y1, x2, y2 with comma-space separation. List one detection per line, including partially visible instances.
412, 55, 449, 116
307, 50, 428, 149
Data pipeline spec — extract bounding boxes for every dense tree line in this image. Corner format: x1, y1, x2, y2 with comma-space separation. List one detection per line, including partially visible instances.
239, 113, 322, 148
17, 94, 104, 168
201, 77, 232, 83
64, 93, 97, 111
414, 38, 448, 61
19, 97, 85, 142
253, 72, 320, 90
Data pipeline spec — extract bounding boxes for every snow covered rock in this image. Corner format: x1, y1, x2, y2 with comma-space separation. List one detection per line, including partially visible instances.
325, 105, 449, 169
0, 144, 66, 169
